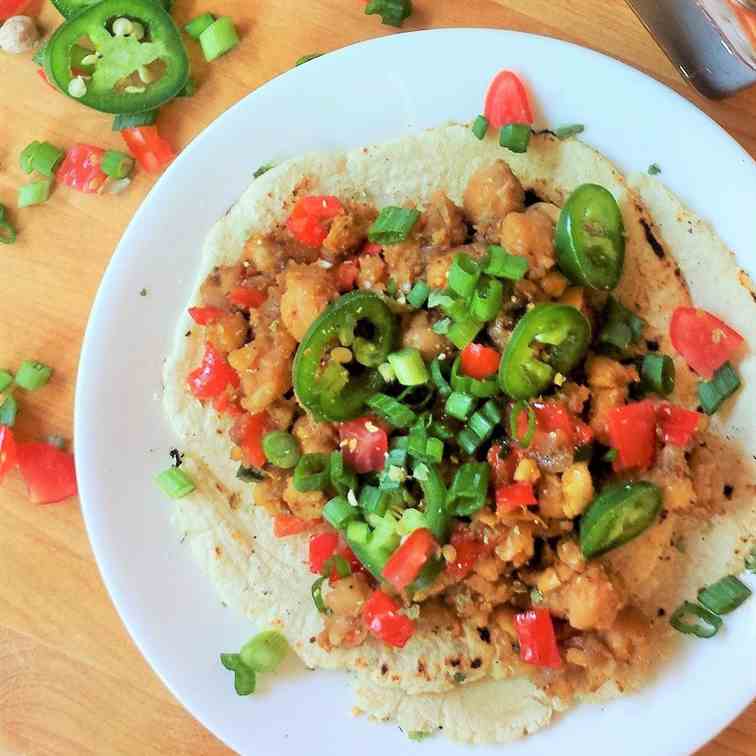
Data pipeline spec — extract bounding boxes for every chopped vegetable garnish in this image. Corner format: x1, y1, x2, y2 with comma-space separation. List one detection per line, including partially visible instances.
368, 207, 420, 245
483, 244, 528, 280
287, 195, 344, 247
362, 590, 415, 647
407, 280, 430, 309
101, 150, 135, 179
20, 141, 65, 177
311, 575, 329, 613
499, 124, 531, 153
187, 342, 239, 400
698, 362, 741, 415
606, 400, 656, 470
670, 307, 743, 379
445, 391, 475, 421
388, 348, 429, 386
229, 411, 269, 468
697, 575, 751, 615
56, 144, 107, 193
0, 371, 12, 393
15, 360, 53, 391
514, 608, 561, 668
554, 123, 585, 139
155, 466, 195, 498
509, 400, 536, 447
640, 353, 675, 396
656, 403, 700, 446
598, 297, 645, 351
648, 163, 662, 175
112, 110, 158, 131
0, 205, 17, 245
239, 630, 289, 673
262, 431, 301, 469
293, 453, 331, 492
17, 442, 77, 504
745, 547, 756, 573
199, 16, 240, 62
364, 0, 413, 28
484, 70, 533, 128
670, 600, 722, 638
18, 179, 52, 209
184, 12, 215, 39
0, 395, 17, 427
471, 114, 489, 140
220, 653, 256, 695
121, 126, 175, 173
366, 393, 417, 429
295, 52, 322, 66
253, 163, 274, 178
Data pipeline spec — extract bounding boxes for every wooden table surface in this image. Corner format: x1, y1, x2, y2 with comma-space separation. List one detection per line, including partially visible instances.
1, 1, 755, 753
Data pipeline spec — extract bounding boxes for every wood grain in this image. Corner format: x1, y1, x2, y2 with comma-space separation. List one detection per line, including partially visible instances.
0, 1, 754, 753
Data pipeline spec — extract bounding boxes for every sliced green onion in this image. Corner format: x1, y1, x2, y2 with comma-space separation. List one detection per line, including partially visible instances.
467, 400, 501, 442
483, 245, 528, 280
366, 392, 417, 428
262, 431, 301, 469
472, 114, 489, 140
648, 163, 662, 176
509, 400, 536, 447
220, 653, 256, 696
155, 467, 195, 499
442, 296, 470, 322
15, 360, 53, 391
240, 630, 289, 673
397, 507, 428, 535
101, 150, 135, 180
386, 278, 398, 297
746, 546, 756, 573
697, 575, 752, 615
253, 163, 274, 179
322, 554, 352, 579
368, 206, 420, 245
0, 205, 16, 245
311, 576, 330, 613
670, 600, 722, 638
407, 280, 430, 309
470, 276, 503, 322
641, 353, 675, 396
346, 519, 370, 546
448, 254, 480, 299
112, 110, 158, 131
293, 453, 330, 492
237, 465, 265, 482
387, 347, 429, 386
0, 395, 18, 427
456, 428, 480, 456
499, 124, 531, 153
295, 52, 323, 66
446, 391, 476, 421
447, 318, 483, 350
323, 495, 357, 529
184, 12, 215, 39
698, 362, 741, 415
0, 370, 13, 393
430, 357, 452, 398
431, 317, 451, 335
448, 462, 490, 516
20, 141, 64, 177
18, 179, 52, 209
359, 486, 388, 516
599, 297, 645, 351
603, 448, 618, 463
364, 0, 413, 27
429, 420, 453, 441
554, 124, 585, 140
199, 17, 240, 62
329, 451, 357, 496
377, 361, 396, 383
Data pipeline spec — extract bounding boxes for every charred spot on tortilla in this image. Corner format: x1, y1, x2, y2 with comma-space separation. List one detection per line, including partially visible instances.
477, 627, 491, 643
640, 217, 665, 259
723, 484, 734, 499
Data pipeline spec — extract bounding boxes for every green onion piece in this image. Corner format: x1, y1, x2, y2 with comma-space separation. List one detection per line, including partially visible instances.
20, 141, 39, 174
483, 245, 528, 280
253, 163, 274, 179
346, 520, 370, 546
237, 465, 265, 482
323, 495, 357, 529
101, 150, 135, 180
641, 353, 675, 396
447, 318, 483, 350
220, 653, 257, 695
368, 206, 420, 245
185, 12, 215, 39
364, 0, 413, 27
323, 554, 352, 580
599, 320, 633, 351
431, 317, 451, 335
20, 141, 64, 177
430, 357, 452, 398
510, 400, 536, 447
448, 462, 490, 516
199, 17, 240, 62
177, 77, 197, 97
386, 278, 398, 297
0, 395, 18, 427
407, 423, 428, 459
554, 123, 585, 140
425, 436, 444, 464
442, 296, 470, 322
599, 297, 645, 351
0, 205, 16, 245
377, 361, 396, 383
445, 391, 476, 421
366, 392, 417, 428
407, 280, 430, 309
329, 451, 357, 496
293, 453, 330, 492
18, 179, 52, 209
698, 362, 741, 415
295, 52, 323, 66
240, 630, 289, 673
311, 575, 330, 614
457, 428, 480, 455
467, 400, 502, 442
499, 124, 531, 153
387, 347, 429, 386
112, 110, 158, 131
448, 254, 480, 299
15, 360, 53, 391
450, 354, 498, 398
429, 420, 453, 441
746, 546, 756, 573
262, 431, 301, 469
603, 448, 618, 463
697, 575, 752, 615
397, 507, 428, 535
0, 370, 13, 393
155, 467, 195, 499
648, 163, 662, 175
470, 276, 503, 322
359, 486, 388, 516
427, 288, 455, 310
670, 600, 722, 638
472, 114, 489, 140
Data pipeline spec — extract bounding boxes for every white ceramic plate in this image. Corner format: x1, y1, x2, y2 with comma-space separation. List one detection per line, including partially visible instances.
75, 29, 756, 756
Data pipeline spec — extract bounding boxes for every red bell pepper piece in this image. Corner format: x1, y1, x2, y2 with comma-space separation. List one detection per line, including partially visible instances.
487, 442, 520, 487
229, 411, 270, 468
16, 442, 77, 504
382, 528, 437, 591
514, 608, 562, 669
336, 260, 359, 292
286, 195, 344, 248
309, 531, 340, 574
607, 400, 657, 471
121, 126, 175, 173
656, 403, 701, 447
496, 482, 537, 513
338, 416, 388, 473
362, 242, 382, 255
227, 286, 266, 309
519, 400, 594, 449
669, 307, 743, 379
0, 426, 18, 483
460, 343, 501, 380
212, 390, 243, 418
446, 527, 486, 580
484, 70, 534, 128
56, 144, 107, 194
362, 590, 415, 648
188, 306, 226, 325
187, 342, 240, 401
273, 514, 319, 538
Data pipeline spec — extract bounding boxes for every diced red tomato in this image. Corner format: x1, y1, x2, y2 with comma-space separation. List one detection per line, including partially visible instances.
484, 70, 534, 128
16, 442, 77, 505
446, 528, 486, 580
229, 411, 270, 467
656, 403, 701, 447
338, 416, 388, 474
0, 0, 29, 21
362, 590, 415, 648
518, 400, 594, 449
187, 342, 240, 400
487, 443, 520, 487
286, 195, 344, 248
496, 482, 537, 513
56, 144, 107, 194
336, 260, 359, 292
309, 531, 340, 574
0, 427, 18, 483
362, 242, 382, 255
514, 608, 562, 669
460, 343, 501, 380
382, 528, 437, 591
121, 126, 175, 173
188, 306, 226, 325
227, 286, 266, 309
212, 390, 243, 418
273, 514, 319, 538
607, 400, 657, 471
669, 307, 743, 379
